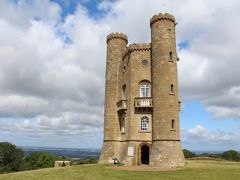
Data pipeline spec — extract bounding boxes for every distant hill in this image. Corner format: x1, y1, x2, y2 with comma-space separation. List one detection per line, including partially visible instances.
19, 146, 101, 161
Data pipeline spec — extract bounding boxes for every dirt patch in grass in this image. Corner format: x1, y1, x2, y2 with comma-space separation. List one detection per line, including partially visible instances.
109, 164, 184, 171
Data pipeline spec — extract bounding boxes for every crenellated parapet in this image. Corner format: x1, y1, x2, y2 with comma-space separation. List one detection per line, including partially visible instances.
150, 13, 176, 27
128, 43, 151, 52
107, 32, 128, 44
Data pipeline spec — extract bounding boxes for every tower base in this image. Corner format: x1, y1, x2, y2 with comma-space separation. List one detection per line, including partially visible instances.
98, 141, 122, 164
149, 141, 185, 168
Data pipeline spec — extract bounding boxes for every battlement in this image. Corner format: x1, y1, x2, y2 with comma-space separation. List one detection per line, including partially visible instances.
107, 32, 128, 43
150, 13, 176, 27
128, 43, 151, 52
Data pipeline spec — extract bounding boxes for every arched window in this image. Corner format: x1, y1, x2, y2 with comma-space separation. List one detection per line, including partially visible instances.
140, 82, 151, 97
141, 116, 149, 131
122, 84, 126, 100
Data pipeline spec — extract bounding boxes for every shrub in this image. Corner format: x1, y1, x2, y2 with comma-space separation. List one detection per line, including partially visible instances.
222, 150, 240, 161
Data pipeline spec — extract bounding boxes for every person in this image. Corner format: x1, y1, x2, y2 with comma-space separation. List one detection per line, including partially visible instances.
112, 157, 120, 164
62, 161, 66, 167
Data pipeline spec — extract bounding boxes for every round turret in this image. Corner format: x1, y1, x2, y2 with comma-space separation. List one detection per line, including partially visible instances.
149, 12, 185, 167
107, 32, 128, 44
104, 32, 128, 140
99, 32, 128, 164
150, 13, 176, 27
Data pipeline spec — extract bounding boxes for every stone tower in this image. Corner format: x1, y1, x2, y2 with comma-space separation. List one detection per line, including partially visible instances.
99, 33, 128, 163
99, 13, 185, 168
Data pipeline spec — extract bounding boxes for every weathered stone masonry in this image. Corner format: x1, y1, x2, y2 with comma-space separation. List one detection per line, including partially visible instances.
99, 13, 185, 168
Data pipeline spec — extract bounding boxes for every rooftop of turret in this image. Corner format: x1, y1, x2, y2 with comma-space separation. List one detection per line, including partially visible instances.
107, 32, 128, 43
150, 12, 176, 26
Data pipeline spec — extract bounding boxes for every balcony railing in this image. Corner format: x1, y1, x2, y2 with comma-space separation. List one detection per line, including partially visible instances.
134, 97, 152, 108
117, 100, 127, 112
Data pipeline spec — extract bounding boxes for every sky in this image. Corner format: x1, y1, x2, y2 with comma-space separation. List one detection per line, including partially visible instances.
0, 0, 240, 151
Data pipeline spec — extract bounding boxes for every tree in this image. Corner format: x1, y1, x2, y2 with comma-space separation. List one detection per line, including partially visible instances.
23, 152, 56, 170
23, 152, 43, 170
0, 142, 24, 173
222, 150, 240, 161
183, 149, 196, 158
36, 152, 55, 168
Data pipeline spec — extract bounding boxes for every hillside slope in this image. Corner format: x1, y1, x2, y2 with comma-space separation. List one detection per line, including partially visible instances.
0, 160, 240, 180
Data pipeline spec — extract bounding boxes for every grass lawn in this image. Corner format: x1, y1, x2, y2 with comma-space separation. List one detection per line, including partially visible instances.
0, 160, 240, 180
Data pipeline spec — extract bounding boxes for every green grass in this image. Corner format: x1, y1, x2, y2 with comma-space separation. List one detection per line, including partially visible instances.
0, 160, 240, 180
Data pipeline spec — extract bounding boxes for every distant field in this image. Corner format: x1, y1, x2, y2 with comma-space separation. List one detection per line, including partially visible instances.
0, 160, 240, 180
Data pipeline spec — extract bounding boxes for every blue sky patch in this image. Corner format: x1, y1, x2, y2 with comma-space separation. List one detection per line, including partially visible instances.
181, 101, 238, 133
55, 30, 73, 44
178, 40, 189, 51
50, 0, 115, 20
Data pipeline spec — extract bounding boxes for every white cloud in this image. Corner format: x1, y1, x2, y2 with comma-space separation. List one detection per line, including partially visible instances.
175, 0, 240, 120
181, 125, 240, 150
0, 112, 102, 138
0, 0, 106, 147
207, 106, 240, 120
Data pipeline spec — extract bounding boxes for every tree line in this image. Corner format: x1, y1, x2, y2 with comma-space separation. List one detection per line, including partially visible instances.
0, 142, 98, 174
0, 142, 73, 174
183, 149, 240, 161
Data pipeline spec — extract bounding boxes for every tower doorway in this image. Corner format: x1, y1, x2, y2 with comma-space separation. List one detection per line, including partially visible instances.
140, 144, 150, 165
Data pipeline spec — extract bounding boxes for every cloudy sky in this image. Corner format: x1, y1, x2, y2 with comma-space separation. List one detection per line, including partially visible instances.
0, 0, 240, 151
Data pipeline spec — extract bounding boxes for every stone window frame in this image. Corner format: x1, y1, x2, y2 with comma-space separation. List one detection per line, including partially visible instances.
142, 59, 148, 65
169, 51, 174, 62
140, 116, 149, 131
123, 64, 127, 72
171, 119, 175, 129
139, 81, 151, 97
169, 84, 175, 95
